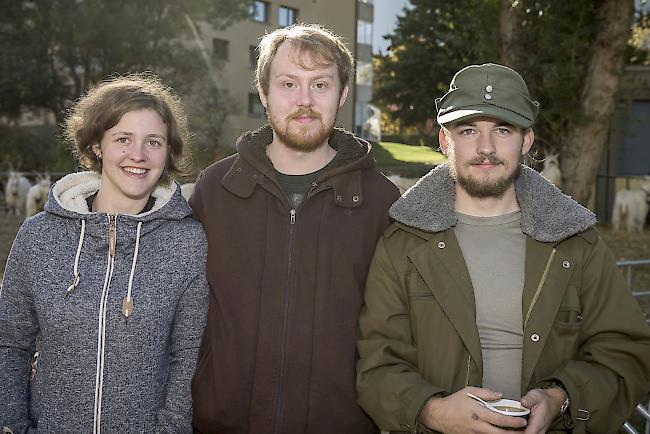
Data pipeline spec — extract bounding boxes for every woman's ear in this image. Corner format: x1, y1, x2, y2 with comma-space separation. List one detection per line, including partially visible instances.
92, 144, 102, 159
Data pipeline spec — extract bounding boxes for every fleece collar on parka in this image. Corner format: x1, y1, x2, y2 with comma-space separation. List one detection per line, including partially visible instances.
221, 125, 376, 207
389, 163, 596, 243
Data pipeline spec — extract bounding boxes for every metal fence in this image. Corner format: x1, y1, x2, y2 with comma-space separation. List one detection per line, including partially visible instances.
618, 258, 650, 324
620, 258, 650, 434
624, 401, 650, 434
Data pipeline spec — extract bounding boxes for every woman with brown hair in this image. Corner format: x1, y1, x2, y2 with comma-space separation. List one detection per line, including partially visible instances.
0, 73, 208, 433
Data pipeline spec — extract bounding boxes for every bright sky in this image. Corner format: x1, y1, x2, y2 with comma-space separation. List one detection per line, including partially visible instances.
372, 0, 412, 54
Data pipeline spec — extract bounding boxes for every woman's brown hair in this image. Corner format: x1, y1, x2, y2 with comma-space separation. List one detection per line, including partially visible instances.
63, 72, 190, 185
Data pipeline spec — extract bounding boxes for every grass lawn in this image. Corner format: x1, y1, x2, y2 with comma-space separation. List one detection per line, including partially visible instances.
373, 141, 446, 177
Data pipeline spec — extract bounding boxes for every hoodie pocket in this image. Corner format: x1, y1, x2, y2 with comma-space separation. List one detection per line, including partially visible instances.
194, 341, 213, 378
191, 342, 216, 424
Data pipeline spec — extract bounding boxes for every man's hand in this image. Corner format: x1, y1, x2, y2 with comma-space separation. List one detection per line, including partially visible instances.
520, 387, 566, 434
419, 386, 528, 434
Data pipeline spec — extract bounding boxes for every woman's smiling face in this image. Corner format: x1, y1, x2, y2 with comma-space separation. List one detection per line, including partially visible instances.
93, 109, 168, 212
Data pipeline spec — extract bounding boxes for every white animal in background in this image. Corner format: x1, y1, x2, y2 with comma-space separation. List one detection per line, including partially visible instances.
540, 153, 562, 188
25, 175, 52, 217
180, 182, 195, 202
386, 174, 419, 195
5, 171, 32, 217
363, 104, 382, 142
612, 176, 650, 233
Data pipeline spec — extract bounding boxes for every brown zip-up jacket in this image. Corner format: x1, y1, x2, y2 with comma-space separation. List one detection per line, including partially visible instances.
190, 126, 400, 434
356, 164, 650, 433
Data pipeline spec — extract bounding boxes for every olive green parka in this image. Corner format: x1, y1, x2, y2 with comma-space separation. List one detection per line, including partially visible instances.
356, 164, 650, 433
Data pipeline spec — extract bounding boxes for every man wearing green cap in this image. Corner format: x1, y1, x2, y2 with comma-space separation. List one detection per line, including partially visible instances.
356, 63, 650, 433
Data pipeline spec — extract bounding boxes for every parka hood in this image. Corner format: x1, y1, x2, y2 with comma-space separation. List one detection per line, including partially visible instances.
389, 163, 596, 243
235, 124, 376, 177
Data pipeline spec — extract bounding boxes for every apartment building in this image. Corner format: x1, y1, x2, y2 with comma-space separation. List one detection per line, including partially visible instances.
200, 0, 375, 145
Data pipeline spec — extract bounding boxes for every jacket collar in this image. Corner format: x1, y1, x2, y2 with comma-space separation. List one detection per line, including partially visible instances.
389, 163, 596, 242
221, 125, 375, 208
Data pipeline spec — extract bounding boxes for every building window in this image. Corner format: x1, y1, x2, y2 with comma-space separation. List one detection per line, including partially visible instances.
249, 1, 269, 23
249, 45, 258, 69
212, 38, 229, 60
248, 93, 265, 117
357, 20, 372, 45
356, 61, 373, 86
279, 6, 298, 27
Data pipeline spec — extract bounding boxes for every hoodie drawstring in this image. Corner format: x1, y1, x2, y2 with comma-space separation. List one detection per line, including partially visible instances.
64, 219, 86, 298
63, 218, 142, 320
122, 221, 142, 318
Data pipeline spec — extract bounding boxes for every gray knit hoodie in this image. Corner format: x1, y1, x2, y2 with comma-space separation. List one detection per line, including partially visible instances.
0, 172, 209, 434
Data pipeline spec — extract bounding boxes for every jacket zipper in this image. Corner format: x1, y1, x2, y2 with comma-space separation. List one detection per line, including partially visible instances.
306, 181, 318, 197
465, 355, 472, 386
272, 183, 331, 433
524, 248, 556, 329
273, 208, 296, 433
93, 214, 118, 434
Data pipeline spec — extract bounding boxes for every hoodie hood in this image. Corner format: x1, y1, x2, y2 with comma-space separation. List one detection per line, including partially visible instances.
46, 171, 191, 222
389, 163, 596, 243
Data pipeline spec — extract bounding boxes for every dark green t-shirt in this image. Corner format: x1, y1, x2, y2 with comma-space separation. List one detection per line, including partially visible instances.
274, 164, 330, 209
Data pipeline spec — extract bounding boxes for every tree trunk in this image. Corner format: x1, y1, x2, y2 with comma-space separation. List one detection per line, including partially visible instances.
561, 0, 634, 206
499, 0, 518, 67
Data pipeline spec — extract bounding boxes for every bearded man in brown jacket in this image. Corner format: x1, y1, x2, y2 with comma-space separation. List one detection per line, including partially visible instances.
356, 64, 650, 433
189, 24, 400, 434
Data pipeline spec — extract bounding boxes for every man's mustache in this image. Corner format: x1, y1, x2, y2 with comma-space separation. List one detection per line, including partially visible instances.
469, 155, 501, 165
288, 109, 321, 120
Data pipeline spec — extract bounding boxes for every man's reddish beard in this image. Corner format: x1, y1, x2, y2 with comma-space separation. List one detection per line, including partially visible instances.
448, 149, 521, 198
268, 107, 335, 152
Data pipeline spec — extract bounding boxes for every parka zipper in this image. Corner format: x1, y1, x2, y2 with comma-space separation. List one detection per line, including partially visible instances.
524, 248, 556, 329
272, 183, 330, 433
93, 214, 118, 434
273, 208, 297, 433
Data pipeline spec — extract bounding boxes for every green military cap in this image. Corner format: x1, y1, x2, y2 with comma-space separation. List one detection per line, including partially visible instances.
436, 63, 540, 128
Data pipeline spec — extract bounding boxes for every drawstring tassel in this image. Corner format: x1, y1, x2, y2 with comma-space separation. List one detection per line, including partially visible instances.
64, 219, 86, 298
122, 297, 134, 318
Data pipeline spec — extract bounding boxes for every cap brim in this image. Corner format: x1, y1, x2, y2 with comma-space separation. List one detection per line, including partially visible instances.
437, 105, 533, 129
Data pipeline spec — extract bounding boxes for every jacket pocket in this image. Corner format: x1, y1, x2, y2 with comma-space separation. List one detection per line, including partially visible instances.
547, 286, 582, 362
553, 285, 583, 328
408, 292, 434, 299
